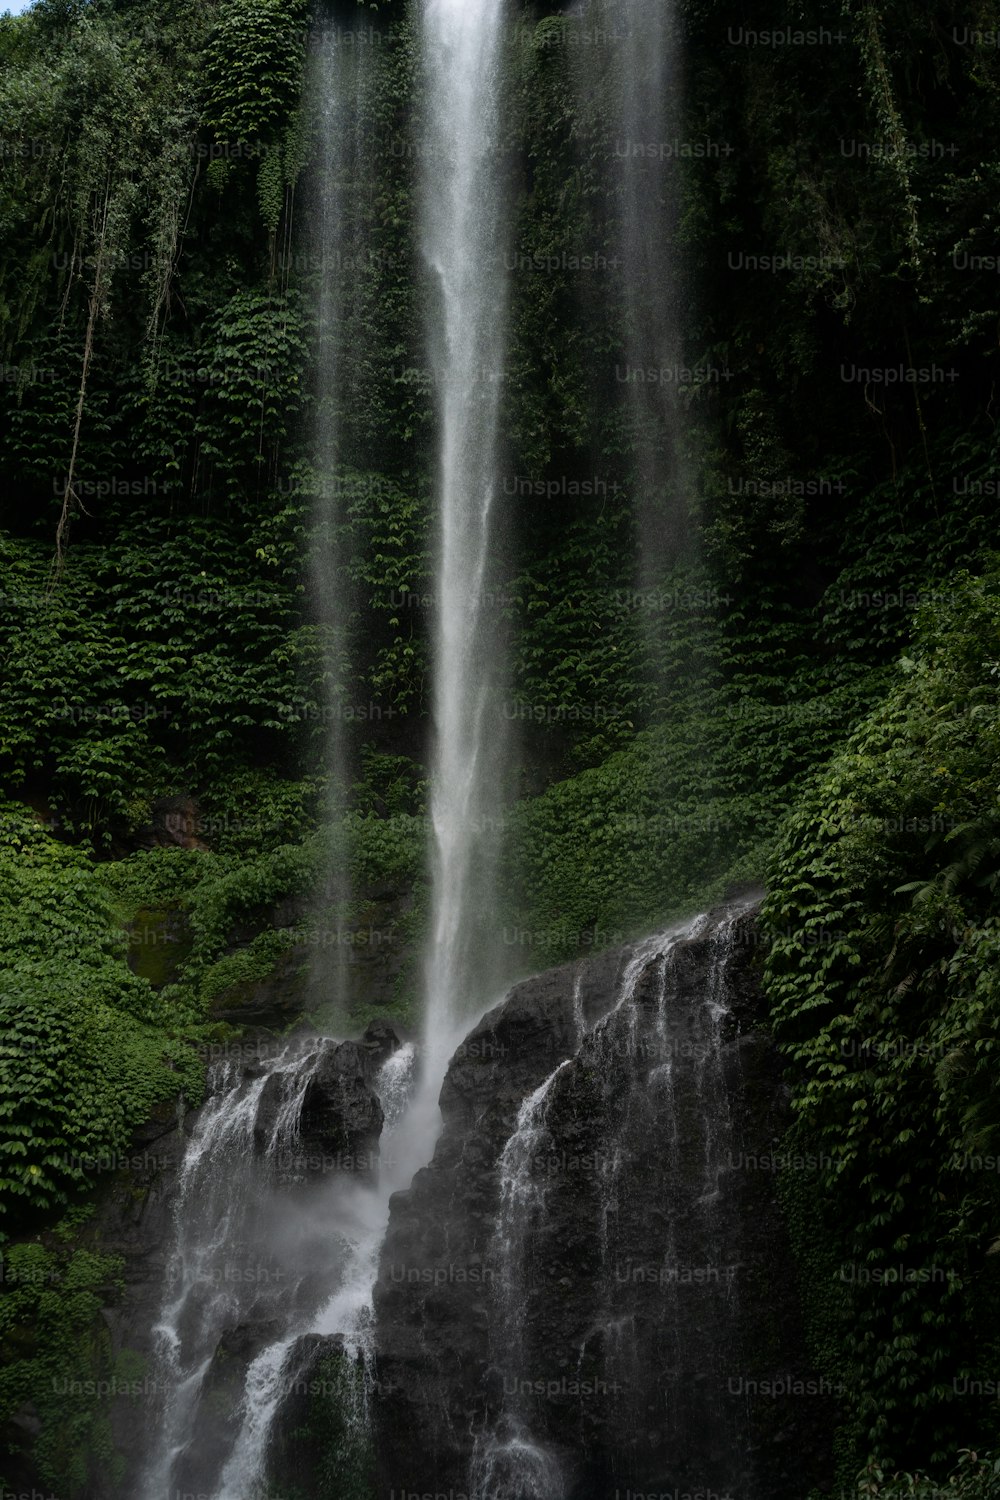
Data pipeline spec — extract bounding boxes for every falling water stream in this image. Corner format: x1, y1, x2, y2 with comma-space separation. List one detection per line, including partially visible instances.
419, 0, 514, 1075
307, 17, 376, 1020
140, 7, 517, 1495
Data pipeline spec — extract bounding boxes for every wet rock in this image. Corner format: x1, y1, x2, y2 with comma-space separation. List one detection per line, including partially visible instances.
372, 904, 833, 1500
171, 1319, 284, 1496
267, 1333, 376, 1495
252, 1028, 401, 1173
149, 793, 207, 851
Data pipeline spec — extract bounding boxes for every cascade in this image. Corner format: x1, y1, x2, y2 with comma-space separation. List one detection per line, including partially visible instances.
370, 903, 830, 1500
138, 1034, 416, 1500
469, 1063, 573, 1500
139, 1040, 348, 1497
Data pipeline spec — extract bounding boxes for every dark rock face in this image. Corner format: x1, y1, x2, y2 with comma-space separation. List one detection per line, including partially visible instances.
372, 907, 833, 1500
171, 1318, 285, 1496
254, 1036, 389, 1175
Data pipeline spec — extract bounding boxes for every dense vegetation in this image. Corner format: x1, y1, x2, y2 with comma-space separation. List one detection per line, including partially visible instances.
1, 0, 999, 1493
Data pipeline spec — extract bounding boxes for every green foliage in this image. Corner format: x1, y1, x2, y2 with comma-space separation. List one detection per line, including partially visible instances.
0, 0, 204, 351
0, 528, 308, 837
506, 632, 878, 964
858, 1450, 1000, 1499
0, 804, 202, 1228
342, 470, 430, 713
764, 567, 1000, 1471
191, 290, 308, 502
0, 1242, 125, 1494
202, 0, 308, 147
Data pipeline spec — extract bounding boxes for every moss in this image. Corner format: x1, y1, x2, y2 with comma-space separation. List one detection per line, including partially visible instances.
268, 1351, 375, 1500
126, 905, 193, 989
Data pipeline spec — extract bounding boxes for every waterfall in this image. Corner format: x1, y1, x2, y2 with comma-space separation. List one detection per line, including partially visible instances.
419, 0, 514, 1082
137, 14, 519, 1494
306, 15, 375, 1024
139, 1034, 417, 1500
465, 909, 755, 1498
615, 0, 687, 578
139, 1041, 337, 1498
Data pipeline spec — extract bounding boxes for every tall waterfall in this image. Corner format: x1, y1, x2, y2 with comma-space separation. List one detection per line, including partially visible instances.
419, 0, 514, 1081
615, 0, 687, 579
307, 19, 374, 1023
136, 15, 518, 1494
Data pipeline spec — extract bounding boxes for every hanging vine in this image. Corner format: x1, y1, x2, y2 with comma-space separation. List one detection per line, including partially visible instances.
847, 0, 924, 271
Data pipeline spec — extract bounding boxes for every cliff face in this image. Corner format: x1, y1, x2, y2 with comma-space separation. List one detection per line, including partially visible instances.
64, 906, 832, 1500
373, 905, 834, 1500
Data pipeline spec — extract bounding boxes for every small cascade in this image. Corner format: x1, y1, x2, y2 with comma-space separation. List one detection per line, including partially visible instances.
138, 1033, 415, 1500
470, 1063, 573, 1496
375, 1039, 417, 1134
462, 908, 756, 1498
208, 1043, 417, 1500
139, 1040, 336, 1499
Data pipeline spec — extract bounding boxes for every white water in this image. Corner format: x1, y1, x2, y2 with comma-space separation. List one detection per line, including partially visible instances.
307, 16, 374, 1022
139, 1042, 334, 1499
200, 1044, 416, 1500
471, 918, 707, 1498
495, 1061, 573, 1273
420, 0, 513, 1084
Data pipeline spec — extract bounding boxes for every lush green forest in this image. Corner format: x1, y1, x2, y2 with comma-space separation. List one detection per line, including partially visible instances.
1, 0, 1000, 1494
